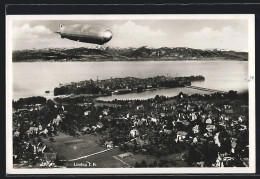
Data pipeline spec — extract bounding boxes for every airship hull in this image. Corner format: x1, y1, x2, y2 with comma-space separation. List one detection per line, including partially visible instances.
57, 24, 112, 45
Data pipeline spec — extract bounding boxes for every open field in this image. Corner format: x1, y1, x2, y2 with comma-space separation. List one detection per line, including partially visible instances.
42, 132, 106, 160
156, 152, 189, 167
121, 154, 155, 167
42, 132, 130, 167
42, 132, 188, 168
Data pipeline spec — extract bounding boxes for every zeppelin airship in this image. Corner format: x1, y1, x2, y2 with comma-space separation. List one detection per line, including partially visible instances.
56, 24, 113, 45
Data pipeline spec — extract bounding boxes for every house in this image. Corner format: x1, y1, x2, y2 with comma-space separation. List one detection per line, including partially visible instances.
40, 128, 48, 135
104, 141, 113, 148
136, 138, 149, 147
141, 118, 147, 122
83, 103, 92, 108
34, 104, 43, 110
137, 120, 143, 126
39, 124, 43, 131
214, 132, 221, 147
215, 154, 224, 167
219, 121, 227, 129
103, 109, 110, 116
191, 113, 197, 121
205, 118, 212, 124
84, 111, 91, 116
175, 131, 188, 142
200, 114, 207, 123
238, 115, 247, 123
231, 138, 237, 153
206, 125, 216, 132
53, 114, 62, 125
192, 125, 199, 134
136, 105, 145, 110
42, 152, 57, 165
91, 126, 97, 130
130, 129, 139, 138
182, 120, 190, 126
96, 122, 104, 129
239, 124, 247, 131
224, 105, 232, 109
118, 152, 133, 159
27, 127, 39, 135
164, 129, 172, 135
82, 126, 91, 133
104, 115, 113, 122
37, 142, 47, 153
193, 137, 198, 143
150, 117, 158, 123
13, 130, 20, 138
160, 113, 166, 117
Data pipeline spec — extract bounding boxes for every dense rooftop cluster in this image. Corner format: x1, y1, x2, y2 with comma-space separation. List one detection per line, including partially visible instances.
54, 75, 205, 96
12, 90, 249, 168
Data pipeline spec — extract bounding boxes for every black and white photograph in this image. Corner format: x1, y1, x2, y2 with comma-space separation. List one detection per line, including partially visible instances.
6, 14, 255, 174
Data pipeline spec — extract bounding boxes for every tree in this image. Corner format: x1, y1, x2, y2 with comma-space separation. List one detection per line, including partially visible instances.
154, 95, 162, 103
134, 162, 140, 168
140, 160, 147, 167
187, 145, 201, 166
203, 143, 219, 167
219, 138, 231, 154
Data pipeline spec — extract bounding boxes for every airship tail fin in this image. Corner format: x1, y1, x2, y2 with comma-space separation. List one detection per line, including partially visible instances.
55, 24, 64, 34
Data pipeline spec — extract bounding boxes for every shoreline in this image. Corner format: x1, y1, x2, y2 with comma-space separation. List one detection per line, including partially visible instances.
12, 59, 248, 63
13, 88, 249, 102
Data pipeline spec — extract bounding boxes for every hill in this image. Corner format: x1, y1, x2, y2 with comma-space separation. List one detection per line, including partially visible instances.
12, 46, 248, 62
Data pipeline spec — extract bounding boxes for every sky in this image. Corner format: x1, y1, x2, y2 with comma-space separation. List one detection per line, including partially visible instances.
12, 19, 249, 51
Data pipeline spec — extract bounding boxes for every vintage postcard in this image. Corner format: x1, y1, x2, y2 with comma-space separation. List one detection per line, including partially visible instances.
6, 14, 255, 174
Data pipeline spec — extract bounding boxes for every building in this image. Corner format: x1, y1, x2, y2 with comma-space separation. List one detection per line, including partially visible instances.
175, 131, 188, 142
130, 129, 139, 138
118, 152, 133, 159
53, 114, 62, 125
206, 125, 216, 132
96, 122, 104, 129
105, 141, 113, 148
192, 125, 200, 134
13, 130, 20, 138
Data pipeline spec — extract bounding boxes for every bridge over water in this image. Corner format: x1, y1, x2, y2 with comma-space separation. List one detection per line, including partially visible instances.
185, 85, 227, 93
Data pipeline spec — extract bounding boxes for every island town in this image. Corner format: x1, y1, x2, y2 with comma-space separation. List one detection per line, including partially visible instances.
53, 75, 205, 96
12, 76, 249, 168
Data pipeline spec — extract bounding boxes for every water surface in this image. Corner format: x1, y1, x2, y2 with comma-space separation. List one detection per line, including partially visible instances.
13, 61, 248, 101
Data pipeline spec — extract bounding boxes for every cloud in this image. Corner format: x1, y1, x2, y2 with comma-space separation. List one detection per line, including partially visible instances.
13, 24, 53, 42
185, 26, 240, 40
183, 26, 247, 51
112, 21, 166, 38
110, 21, 166, 48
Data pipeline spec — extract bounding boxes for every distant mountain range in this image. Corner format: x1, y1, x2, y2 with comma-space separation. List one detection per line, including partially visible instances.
12, 46, 248, 62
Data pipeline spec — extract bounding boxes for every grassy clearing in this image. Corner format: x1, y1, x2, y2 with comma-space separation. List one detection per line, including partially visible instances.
42, 132, 188, 168
42, 132, 106, 160
156, 152, 189, 167
121, 154, 155, 167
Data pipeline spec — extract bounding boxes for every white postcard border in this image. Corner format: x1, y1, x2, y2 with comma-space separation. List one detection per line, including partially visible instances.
6, 14, 256, 174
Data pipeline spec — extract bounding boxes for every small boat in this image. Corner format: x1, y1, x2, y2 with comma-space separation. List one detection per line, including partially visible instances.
45, 90, 50, 94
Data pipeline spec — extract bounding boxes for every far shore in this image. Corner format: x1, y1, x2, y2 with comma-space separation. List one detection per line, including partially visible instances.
12, 59, 248, 63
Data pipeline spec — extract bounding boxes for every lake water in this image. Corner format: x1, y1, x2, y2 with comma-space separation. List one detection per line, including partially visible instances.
12, 61, 248, 101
